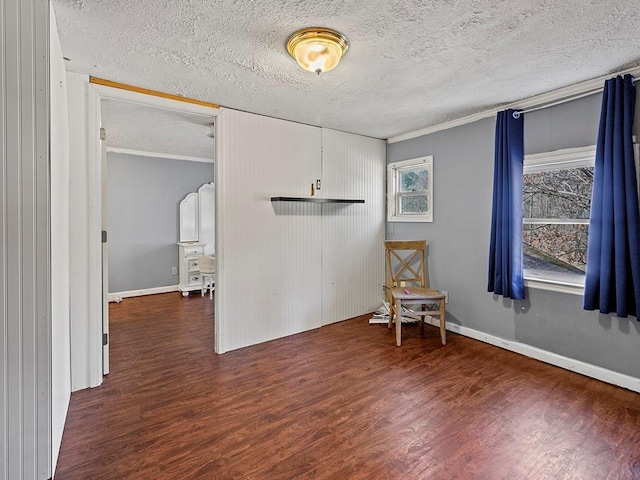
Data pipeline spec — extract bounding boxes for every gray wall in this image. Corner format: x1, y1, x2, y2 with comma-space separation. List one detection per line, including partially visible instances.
387, 92, 640, 379
107, 153, 214, 293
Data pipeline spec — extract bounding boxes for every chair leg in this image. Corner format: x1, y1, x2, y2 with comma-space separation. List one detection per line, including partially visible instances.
439, 299, 446, 345
395, 298, 402, 346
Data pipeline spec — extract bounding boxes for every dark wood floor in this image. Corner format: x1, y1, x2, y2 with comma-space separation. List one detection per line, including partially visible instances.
55, 293, 640, 479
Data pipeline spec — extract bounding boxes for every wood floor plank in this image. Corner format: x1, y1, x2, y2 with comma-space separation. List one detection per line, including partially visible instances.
55, 293, 640, 479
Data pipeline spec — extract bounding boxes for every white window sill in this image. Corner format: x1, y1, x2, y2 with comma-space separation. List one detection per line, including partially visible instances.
524, 270, 585, 296
387, 216, 431, 223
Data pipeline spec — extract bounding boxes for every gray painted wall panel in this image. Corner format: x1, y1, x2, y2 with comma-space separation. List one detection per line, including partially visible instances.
107, 153, 214, 293
1, 1, 51, 478
524, 93, 601, 154
387, 92, 640, 379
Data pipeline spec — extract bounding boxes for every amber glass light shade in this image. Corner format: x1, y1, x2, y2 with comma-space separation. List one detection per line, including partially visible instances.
286, 28, 349, 74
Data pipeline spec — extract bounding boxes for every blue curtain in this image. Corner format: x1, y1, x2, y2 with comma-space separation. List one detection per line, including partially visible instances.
584, 75, 640, 318
488, 109, 525, 300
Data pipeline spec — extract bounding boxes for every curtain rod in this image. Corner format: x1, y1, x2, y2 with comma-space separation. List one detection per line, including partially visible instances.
513, 76, 638, 119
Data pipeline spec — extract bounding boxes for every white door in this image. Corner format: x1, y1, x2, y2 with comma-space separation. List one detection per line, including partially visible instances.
101, 124, 109, 374
320, 129, 386, 325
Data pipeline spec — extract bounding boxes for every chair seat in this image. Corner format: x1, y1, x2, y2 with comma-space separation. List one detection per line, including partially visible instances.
389, 286, 444, 302
388, 287, 446, 346
198, 255, 215, 300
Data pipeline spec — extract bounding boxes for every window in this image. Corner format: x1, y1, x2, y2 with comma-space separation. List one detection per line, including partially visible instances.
387, 156, 433, 222
522, 146, 595, 292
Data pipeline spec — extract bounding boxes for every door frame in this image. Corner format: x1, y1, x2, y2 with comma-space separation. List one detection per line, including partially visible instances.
83, 78, 220, 385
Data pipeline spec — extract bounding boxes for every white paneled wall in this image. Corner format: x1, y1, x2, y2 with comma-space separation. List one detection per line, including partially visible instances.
1, 1, 52, 478
50, 4, 72, 473
216, 109, 322, 352
320, 129, 386, 325
216, 110, 385, 353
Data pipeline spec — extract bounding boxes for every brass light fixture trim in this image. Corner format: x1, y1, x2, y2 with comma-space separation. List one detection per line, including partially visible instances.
286, 27, 349, 75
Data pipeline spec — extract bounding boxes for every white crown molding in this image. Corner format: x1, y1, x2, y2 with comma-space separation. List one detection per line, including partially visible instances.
107, 146, 214, 163
388, 109, 502, 144
388, 66, 640, 144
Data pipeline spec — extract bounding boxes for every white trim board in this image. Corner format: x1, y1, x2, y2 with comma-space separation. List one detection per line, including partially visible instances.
524, 277, 584, 296
388, 65, 640, 143
108, 285, 179, 302
445, 323, 640, 394
89, 82, 221, 118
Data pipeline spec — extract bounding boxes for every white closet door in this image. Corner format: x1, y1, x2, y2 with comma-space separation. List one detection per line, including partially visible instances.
320, 129, 386, 325
216, 109, 322, 353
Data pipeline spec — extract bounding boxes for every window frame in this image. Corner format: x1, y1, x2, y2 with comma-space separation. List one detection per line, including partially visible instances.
387, 156, 434, 223
522, 145, 596, 295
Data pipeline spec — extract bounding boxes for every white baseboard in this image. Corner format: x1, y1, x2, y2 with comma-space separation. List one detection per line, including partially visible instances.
446, 323, 640, 393
377, 314, 640, 392
108, 285, 179, 302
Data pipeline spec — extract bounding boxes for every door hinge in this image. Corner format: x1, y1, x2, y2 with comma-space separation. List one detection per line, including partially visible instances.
100, 127, 106, 141
102, 333, 108, 346
102, 230, 107, 243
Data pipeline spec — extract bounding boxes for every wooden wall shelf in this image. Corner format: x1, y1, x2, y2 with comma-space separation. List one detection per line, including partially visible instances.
271, 196, 365, 204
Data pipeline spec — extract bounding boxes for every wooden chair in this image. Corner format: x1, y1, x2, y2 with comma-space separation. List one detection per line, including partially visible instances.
384, 240, 446, 346
198, 255, 215, 300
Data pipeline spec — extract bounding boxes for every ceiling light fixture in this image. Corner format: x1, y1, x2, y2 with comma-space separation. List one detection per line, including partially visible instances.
286, 27, 349, 75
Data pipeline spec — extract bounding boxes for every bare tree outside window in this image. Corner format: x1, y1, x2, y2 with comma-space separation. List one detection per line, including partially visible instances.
387, 156, 433, 222
523, 165, 594, 274
399, 168, 429, 214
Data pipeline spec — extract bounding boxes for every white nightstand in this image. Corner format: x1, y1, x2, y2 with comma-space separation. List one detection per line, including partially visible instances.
177, 242, 206, 296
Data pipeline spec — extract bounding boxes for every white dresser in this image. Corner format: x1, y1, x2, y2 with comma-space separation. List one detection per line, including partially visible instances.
177, 242, 206, 296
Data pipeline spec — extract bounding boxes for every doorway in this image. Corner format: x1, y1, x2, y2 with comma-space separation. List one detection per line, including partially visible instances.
77, 78, 220, 383
102, 98, 216, 372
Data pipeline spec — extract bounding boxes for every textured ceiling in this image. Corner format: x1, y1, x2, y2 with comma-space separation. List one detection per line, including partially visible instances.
53, 0, 640, 140
103, 100, 215, 160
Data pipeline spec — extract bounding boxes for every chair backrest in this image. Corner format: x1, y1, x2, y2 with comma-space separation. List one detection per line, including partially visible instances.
198, 255, 215, 274
384, 240, 427, 288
